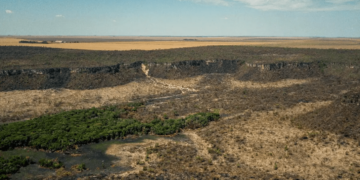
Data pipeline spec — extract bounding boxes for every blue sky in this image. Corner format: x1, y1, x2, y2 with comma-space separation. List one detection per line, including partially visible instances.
1, 0, 360, 37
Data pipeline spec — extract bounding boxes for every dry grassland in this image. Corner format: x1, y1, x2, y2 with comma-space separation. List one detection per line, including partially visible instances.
0, 38, 275, 51
0, 80, 179, 122
0, 75, 315, 123
102, 100, 360, 179
1, 37, 360, 50
230, 78, 314, 89
105, 137, 179, 177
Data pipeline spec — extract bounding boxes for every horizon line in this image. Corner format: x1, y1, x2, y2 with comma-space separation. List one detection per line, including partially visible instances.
1, 35, 360, 39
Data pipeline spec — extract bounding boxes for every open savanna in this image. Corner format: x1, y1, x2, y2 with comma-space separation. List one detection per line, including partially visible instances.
1, 45, 360, 179
1, 37, 360, 50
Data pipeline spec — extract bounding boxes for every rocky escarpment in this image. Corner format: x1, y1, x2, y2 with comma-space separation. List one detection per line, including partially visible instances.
0, 60, 245, 91
237, 61, 330, 82
245, 62, 313, 70
0, 60, 358, 91
0, 62, 145, 91
146, 60, 243, 79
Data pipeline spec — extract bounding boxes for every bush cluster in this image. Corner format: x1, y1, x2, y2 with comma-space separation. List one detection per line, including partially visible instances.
38, 158, 63, 169
0, 103, 219, 151
75, 163, 86, 171
151, 113, 220, 135
0, 156, 32, 180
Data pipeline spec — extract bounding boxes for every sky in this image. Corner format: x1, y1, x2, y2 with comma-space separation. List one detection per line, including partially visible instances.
0, 0, 360, 37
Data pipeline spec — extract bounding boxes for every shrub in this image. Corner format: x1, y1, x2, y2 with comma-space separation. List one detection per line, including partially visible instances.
75, 163, 86, 171
38, 158, 63, 169
0, 156, 32, 177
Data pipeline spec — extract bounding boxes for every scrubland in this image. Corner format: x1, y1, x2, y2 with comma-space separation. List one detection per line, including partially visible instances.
0, 44, 360, 179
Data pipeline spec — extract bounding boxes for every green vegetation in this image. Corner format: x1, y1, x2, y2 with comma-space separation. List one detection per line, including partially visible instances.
38, 158, 63, 169
75, 163, 86, 171
0, 156, 32, 180
0, 103, 219, 151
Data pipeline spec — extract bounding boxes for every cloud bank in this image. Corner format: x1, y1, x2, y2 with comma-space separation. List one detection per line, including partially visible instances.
179, 0, 229, 6
182, 0, 360, 11
235, 0, 360, 11
56, 15, 64, 18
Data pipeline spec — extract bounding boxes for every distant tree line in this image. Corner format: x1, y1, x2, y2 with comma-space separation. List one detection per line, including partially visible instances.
19, 40, 49, 44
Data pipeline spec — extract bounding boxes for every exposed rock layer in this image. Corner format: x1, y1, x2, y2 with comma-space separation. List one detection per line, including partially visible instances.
0, 60, 357, 91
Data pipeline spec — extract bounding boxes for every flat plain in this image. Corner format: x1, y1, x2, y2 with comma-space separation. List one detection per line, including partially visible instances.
1, 36, 360, 50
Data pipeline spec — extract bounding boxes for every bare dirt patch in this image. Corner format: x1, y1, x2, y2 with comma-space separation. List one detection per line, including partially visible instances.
230, 78, 315, 89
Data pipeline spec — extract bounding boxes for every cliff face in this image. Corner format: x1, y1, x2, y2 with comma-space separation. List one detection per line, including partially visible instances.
0, 60, 357, 91
146, 60, 243, 79
245, 62, 312, 70
237, 61, 329, 82
0, 62, 145, 91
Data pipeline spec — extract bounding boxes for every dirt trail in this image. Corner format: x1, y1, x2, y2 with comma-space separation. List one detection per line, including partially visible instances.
182, 131, 212, 159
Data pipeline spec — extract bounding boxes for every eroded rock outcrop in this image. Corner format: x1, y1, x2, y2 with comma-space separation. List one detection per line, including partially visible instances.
0, 60, 358, 91
0, 62, 145, 91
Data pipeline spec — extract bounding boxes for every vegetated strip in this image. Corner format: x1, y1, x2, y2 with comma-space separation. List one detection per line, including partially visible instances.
0, 156, 33, 180
1, 46, 360, 70
0, 102, 219, 151
0, 156, 62, 180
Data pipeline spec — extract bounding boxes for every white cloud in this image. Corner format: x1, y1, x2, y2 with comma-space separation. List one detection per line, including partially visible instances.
5, 10, 13, 14
55, 15, 64, 18
179, 0, 229, 6
112, 20, 117, 22
235, 0, 313, 10
326, 0, 355, 4
181, 0, 360, 11
235, 0, 360, 11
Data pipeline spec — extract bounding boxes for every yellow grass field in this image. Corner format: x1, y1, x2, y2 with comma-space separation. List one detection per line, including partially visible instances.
0, 38, 275, 51
1, 37, 360, 50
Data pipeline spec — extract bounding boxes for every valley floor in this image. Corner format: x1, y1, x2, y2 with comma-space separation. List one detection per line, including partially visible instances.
2, 68, 360, 179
